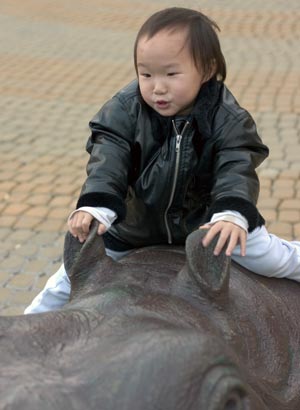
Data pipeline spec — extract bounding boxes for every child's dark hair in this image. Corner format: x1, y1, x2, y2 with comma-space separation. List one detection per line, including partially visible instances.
134, 7, 226, 82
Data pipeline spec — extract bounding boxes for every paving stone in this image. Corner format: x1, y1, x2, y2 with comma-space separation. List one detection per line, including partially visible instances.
257, 198, 280, 209
22, 259, 50, 275
2, 192, 29, 204
14, 182, 39, 193
0, 271, 14, 286
268, 221, 293, 238
0, 239, 18, 252
279, 169, 300, 179
49, 196, 74, 207
34, 276, 49, 291
0, 228, 12, 239
24, 206, 50, 218
42, 247, 63, 259
14, 216, 44, 230
14, 173, 35, 183
269, 159, 287, 171
0, 287, 14, 303
53, 184, 79, 195
31, 232, 61, 245
259, 178, 272, 188
0, 171, 19, 182
290, 163, 300, 171
8, 289, 37, 305
47, 207, 69, 220
0, 306, 24, 316
258, 168, 280, 179
8, 273, 36, 289
273, 179, 295, 188
278, 210, 300, 223
260, 209, 277, 223
294, 223, 300, 237
0, 181, 17, 191
2, 203, 30, 216
8, 229, 36, 242
0, 256, 24, 271
272, 188, 295, 199
280, 199, 300, 210
13, 243, 39, 257
258, 187, 272, 199
26, 194, 52, 205
36, 219, 66, 232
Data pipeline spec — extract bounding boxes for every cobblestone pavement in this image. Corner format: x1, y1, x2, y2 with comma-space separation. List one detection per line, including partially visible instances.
0, 0, 299, 315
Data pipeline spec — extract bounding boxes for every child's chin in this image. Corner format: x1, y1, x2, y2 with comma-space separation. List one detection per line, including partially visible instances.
155, 107, 178, 117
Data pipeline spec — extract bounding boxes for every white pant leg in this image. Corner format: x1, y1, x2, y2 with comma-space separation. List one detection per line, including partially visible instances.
24, 248, 133, 314
232, 225, 300, 282
24, 263, 71, 314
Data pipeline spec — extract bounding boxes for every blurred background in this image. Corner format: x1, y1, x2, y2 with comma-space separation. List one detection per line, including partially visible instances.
0, 0, 299, 314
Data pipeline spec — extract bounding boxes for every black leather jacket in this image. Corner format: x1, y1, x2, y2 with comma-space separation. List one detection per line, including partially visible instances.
77, 79, 269, 250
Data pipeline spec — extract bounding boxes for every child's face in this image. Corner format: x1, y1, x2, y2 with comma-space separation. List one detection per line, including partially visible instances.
136, 29, 207, 117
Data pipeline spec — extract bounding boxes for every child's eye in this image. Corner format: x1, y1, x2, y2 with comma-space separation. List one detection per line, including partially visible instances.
140, 73, 151, 78
167, 72, 178, 76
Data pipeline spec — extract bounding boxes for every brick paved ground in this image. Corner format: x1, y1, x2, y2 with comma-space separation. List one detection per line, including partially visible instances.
0, 0, 299, 315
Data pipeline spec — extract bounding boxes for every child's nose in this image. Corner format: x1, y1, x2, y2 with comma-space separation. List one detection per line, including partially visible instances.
153, 80, 167, 94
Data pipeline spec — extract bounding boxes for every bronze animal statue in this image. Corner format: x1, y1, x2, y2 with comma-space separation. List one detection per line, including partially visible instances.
0, 221, 299, 409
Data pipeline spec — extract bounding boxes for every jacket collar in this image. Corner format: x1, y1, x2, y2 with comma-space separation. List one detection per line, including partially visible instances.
191, 78, 221, 139
149, 78, 222, 141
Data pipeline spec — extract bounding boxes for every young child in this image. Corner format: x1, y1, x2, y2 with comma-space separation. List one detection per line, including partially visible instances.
25, 7, 300, 314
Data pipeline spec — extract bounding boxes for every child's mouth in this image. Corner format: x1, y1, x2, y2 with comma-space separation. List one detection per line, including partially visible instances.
156, 100, 169, 108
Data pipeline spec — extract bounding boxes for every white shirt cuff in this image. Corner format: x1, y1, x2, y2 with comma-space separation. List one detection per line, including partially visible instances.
209, 210, 248, 232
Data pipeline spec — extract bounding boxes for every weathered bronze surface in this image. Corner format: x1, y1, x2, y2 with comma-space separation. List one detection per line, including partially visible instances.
1, 221, 299, 409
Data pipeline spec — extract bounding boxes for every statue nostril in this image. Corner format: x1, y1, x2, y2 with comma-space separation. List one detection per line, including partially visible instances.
224, 399, 237, 410
224, 399, 236, 410
198, 365, 249, 410
223, 391, 246, 410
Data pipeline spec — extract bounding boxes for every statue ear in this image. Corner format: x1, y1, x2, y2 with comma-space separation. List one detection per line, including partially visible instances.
185, 229, 230, 299
63, 220, 108, 281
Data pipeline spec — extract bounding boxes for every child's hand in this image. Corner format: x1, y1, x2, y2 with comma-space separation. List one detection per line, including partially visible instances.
199, 221, 247, 257
68, 211, 107, 243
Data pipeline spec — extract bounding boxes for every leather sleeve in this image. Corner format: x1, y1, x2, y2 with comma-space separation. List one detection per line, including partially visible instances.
77, 94, 136, 223
207, 110, 269, 231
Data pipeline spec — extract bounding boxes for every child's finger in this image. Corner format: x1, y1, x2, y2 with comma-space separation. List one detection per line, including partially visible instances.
200, 224, 220, 248
97, 223, 107, 235
213, 230, 230, 255
225, 231, 239, 256
239, 231, 247, 256
199, 223, 211, 230
81, 213, 93, 234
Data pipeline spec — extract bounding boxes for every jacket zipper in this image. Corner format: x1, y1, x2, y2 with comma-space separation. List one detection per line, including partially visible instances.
164, 119, 190, 244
